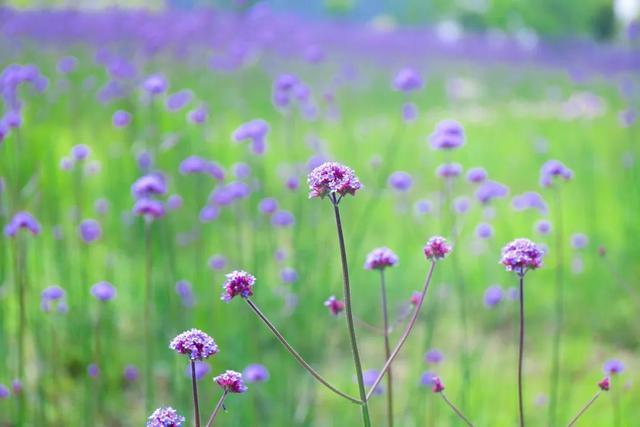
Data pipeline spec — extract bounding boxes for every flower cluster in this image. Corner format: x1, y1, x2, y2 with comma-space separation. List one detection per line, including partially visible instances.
169, 329, 219, 360
539, 159, 573, 187
41, 285, 67, 313
79, 219, 102, 243
146, 407, 185, 427
436, 163, 463, 179
431, 376, 445, 393
364, 247, 399, 270
243, 364, 270, 383
221, 271, 256, 302
392, 68, 423, 92
598, 377, 611, 391
91, 281, 116, 302
423, 236, 452, 261
131, 173, 167, 220
214, 370, 248, 393
429, 120, 465, 150
475, 180, 509, 204
232, 119, 270, 155
324, 296, 345, 316
179, 156, 225, 180
308, 162, 362, 201
4, 211, 40, 237
500, 238, 544, 276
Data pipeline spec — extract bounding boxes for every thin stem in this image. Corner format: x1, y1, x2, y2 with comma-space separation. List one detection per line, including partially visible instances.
144, 220, 153, 413
245, 299, 361, 404
567, 391, 601, 426
366, 261, 437, 401
332, 203, 371, 427
13, 237, 26, 424
549, 186, 564, 426
518, 274, 526, 427
353, 316, 385, 335
205, 391, 228, 427
191, 360, 201, 427
440, 393, 474, 427
380, 270, 393, 427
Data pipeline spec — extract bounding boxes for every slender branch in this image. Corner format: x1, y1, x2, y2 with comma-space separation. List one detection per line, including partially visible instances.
366, 261, 437, 401
332, 202, 371, 427
191, 361, 201, 427
245, 299, 362, 404
144, 220, 153, 413
567, 391, 601, 427
518, 274, 526, 427
440, 393, 474, 427
205, 391, 228, 427
380, 270, 393, 427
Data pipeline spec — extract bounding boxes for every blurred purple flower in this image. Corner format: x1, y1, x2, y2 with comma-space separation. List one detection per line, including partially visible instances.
393, 68, 423, 92
78, 219, 102, 243
112, 110, 131, 128
208, 254, 228, 271
243, 364, 269, 383
143, 74, 168, 95
131, 174, 167, 198
364, 247, 399, 270
475, 180, 509, 204
436, 162, 462, 179
512, 192, 547, 214
535, 220, 551, 235
271, 210, 295, 228
165, 89, 193, 112
475, 223, 493, 239
280, 267, 298, 284
123, 365, 139, 382
91, 281, 116, 302
363, 369, 383, 395
259, 197, 278, 215
71, 144, 90, 161
167, 194, 183, 211
324, 295, 345, 316
187, 105, 208, 124
453, 196, 471, 214
467, 167, 488, 183
133, 198, 165, 219
87, 363, 100, 378
179, 156, 225, 180
185, 360, 210, 381
388, 171, 413, 192
199, 205, 220, 223
429, 120, 464, 150
425, 349, 444, 364
571, 233, 588, 249
175, 280, 194, 308
539, 160, 573, 187
232, 119, 270, 155
603, 359, 624, 375
402, 102, 418, 122
483, 285, 503, 308
57, 56, 77, 74
4, 211, 41, 237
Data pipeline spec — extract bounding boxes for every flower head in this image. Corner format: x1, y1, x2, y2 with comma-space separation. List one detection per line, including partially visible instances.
423, 236, 451, 261
425, 349, 444, 364
133, 198, 165, 219
280, 267, 298, 284
431, 376, 445, 393
71, 144, 90, 161
91, 281, 116, 302
214, 370, 247, 393
363, 370, 383, 395
143, 74, 168, 95
169, 329, 219, 360
259, 198, 278, 215
324, 296, 345, 316
79, 219, 102, 243
429, 120, 465, 150
307, 162, 362, 201
512, 192, 547, 214
364, 247, 399, 270
221, 270, 255, 302
476, 180, 509, 204
540, 160, 573, 187
131, 174, 167, 198
243, 364, 269, 383
271, 210, 295, 228
535, 220, 552, 235
388, 171, 413, 192
393, 68, 423, 92
571, 233, 589, 249
123, 365, 139, 382
598, 377, 611, 391
436, 163, 463, 179
483, 285, 503, 308
467, 167, 487, 183
500, 238, 544, 276
603, 359, 624, 375
146, 407, 185, 427
4, 211, 40, 237
112, 110, 131, 128
410, 291, 422, 306
0, 384, 9, 399
475, 223, 494, 239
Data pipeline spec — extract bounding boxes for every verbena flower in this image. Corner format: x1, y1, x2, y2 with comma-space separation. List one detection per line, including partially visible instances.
71, 144, 90, 161
232, 119, 270, 155
131, 174, 167, 198
143, 74, 168, 95
364, 247, 399, 270
280, 267, 298, 284
214, 370, 247, 393
535, 219, 552, 235
123, 365, 139, 382
475, 180, 509, 204
363, 369, 383, 395
324, 296, 345, 316
423, 236, 452, 261
179, 156, 224, 180
467, 167, 487, 183
243, 364, 269, 383
475, 223, 493, 239
165, 89, 193, 112
271, 210, 295, 227
453, 196, 471, 214
185, 361, 210, 381
146, 407, 185, 427
133, 198, 165, 219
436, 163, 462, 179
539, 159, 573, 187
500, 238, 544, 276
429, 120, 465, 150
598, 377, 611, 391
175, 280, 194, 308
425, 349, 444, 364
221, 271, 256, 302
512, 192, 547, 214
208, 254, 227, 271
307, 162, 362, 201
91, 281, 116, 302
603, 359, 624, 375
4, 211, 40, 237
0, 384, 9, 399
420, 371, 437, 387
259, 198, 278, 215
393, 68, 423, 92
431, 376, 445, 393
571, 233, 589, 249
112, 110, 131, 128
78, 219, 102, 243
388, 171, 413, 192
169, 329, 219, 360
483, 285, 503, 308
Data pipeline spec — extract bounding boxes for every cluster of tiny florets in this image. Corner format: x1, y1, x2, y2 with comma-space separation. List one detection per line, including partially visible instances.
169, 329, 219, 360
364, 247, 399, 270
221, 271, 256, 302
423, 236, 452, 261
307, 162, 362, 201
500, 238, 544, 276
146, 407, 185, 427
214, 370, 248, 393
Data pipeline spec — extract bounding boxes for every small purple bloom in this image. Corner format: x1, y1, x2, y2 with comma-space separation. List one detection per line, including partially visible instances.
123, 365, 139, 382
11, 380, 21, 395
4, 211, 40, 237
431, 376, 445, 393
214, 370, 247, 393
133, 199, 165, 219
233, 162, 251, 180
423, 236, 452, 261
598, 377, 611, 391
131, 174, 167, 198
0, 384, 9, 399
324, 296, 345, 316
420, 371, 437, 387
308, 162, 362, 201
57, 56, 77, 74
476, 223, 494, 239
232, 119, 270, 155
425, 349, 444, 364
167, 194, 183, 211
429, 120, 465, 150
500, 238, 544, 276
364, 247, 399, 270
484, 285, 504, 307
363, 370, 383, 395
71, 144, 90, 161
280, 267, 298, 284
571, 233, 588, 249
143, 74, 168, 95
603, 359, 625, 375
78, 219, 102, 243
91, 281, 116, 302
467, 167, 487, 183
259, 198, 278, 215
512, 192, 547, 214
271, 210, 295, 228
146, 407, 185, 427
199, 205, 220, 223
169, 329, 219, 360
414, 199, 432, 215
185, 360, 210, 381
436, 163, 462, 179
243, 364, 269, 383
94, 198, 109, 215
453, 196, 471, 214
388, 171, 413, 192
112, 110, 131, 128
285, 176, 300, 191
187, 106, 208, 124
208, 254, 228, 271
42, 285, 65, 301
165, 89, 193, 112
175, 280, 194, 308
393, 68, 423, 92
221, 270, 256, 302
87, 363, 100, 378
179, 156, 225, 180
540, 160, 573, 187
476, 180, 509, 204
402, 102, 418, 122
535, 220, 552, 235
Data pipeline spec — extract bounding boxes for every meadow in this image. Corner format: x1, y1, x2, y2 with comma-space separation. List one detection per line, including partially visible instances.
0, 6, 639, 427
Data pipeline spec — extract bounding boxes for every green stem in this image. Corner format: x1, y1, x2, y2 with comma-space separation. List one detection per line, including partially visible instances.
379, 270, 393, 427
205, 391, 228, 427
567, 391, 601, 427
144, 220, 153, 413
440, 393, 474, 427
518, 274, 525, 427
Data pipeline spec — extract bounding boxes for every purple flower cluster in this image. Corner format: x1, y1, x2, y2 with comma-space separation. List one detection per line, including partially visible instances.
4, 211, 40, 237
423, 236, 452, 261
131, 174, 167, 220
476, 180, 509, 204
500, 238, 544, 276
221, 270, 256, 302
393, 68, 423, 92
603, 359, 624, 375
179, 156, 225, 180
431, 376, 445, 393
214, 370, 248, 393
91, 281, 116, 302
41, 285, 67, 313
436, 162, 463, 179
467, 167, 487, 183
232, 119, 270, 155
169, 329, 219, 360
364, 247, 399, 270
483, 285, 504, 307
324, 296, 345, 316
243, 364, 269, 383
388, 171, 413, 192
112, 110, 131, 128
78, 219, 102, 243
512, 192, 547, 213
429, 120, 465, 150
146, 407, 185, 427
308, 162, 362, 201
539, 160, 573, 187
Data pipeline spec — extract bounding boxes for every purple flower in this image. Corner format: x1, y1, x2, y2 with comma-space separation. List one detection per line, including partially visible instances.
512, 192, 547, 214
169, 329, 219, 360
539, 160, 573, 187
233, 162, 251, 180
500, 238, 544, 276
57, 56, 77, 74
420, 371, 437, 387
414, 199, 432, 215
308, 162, 362, 201
0, 384, 9, 399
388, 171, 413, 191
123, 365, 139, 382
436, 163, 462, 179
431, 376, 445, 393
179, 156, 225, 180
467, 167, 487, 183
393, 68, 423, 92
78, 219, 102, 243
4, 211, 41, 237
60, 157, 73, 170
535, 220, 552, 235
112, 110, 131, 128
243, 364, 269, 383
143, 74, 168, 95
131, 174, 167, 198
483, 285, 504, 307
165, 89, 193, 112
423, 236, 452, 261
87, 363, 100, 378
476, 180, 509, 204
187, 106, 208, 124
42, 285, 65, 301
425, 349, 444, 364
364, 247, 399, 270
402, 102, 418, 122
95, 198, 109, 215
476, 223, 494, 239
214, 370, 247, 393
199, 205, 220, 223
175, 280, 194, 308
571, 233, 588, 249
208, 254, 228, 271
232, 119, 270, 155
71, 144, 90, 161
221, 270, 256, 302
453, 196, 471, 214
11, 380, 21, 395
271, 210, 295, 228
429, 120, 465, 150
137, 151, 153, 171
259, 198, 278, 215
185, 360, 210, 380
146, 407, 185, 427
167, 194, 183, 211
91, 281, 116, 302
598, 377, 611, 391
603, 359, 624, 375
324, 296, 345, 316
285, 176, 300, 191
133, 199, 165, 219
280, 267, 298, 284
363, 369, 383, 395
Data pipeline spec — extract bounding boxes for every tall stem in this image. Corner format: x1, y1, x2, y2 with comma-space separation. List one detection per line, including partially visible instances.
205, 391, 228, 427
567, 391, 601, 427
366, 262, 436, 401
191, 360, 201, 427
517, 274, 525, 427
440, 393, 474, 427
549, 187, 564, 426
245, 299, 361, 404
144, 220, 153, 413
380, 270, 393, 427
332, 203, 371, 427
13, 238, 26, 424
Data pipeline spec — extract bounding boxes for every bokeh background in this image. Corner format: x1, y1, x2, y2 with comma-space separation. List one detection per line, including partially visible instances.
0, 0, 639, 426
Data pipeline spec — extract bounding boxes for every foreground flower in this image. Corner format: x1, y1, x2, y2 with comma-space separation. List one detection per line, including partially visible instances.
221, 271, 256, 302
431, 376, 445, 393
324, 296, 345, 316
423, 236, 452, 261
500, 238, 544, 276
169, 329, 219, 360
146, 407, 185, 427
214, 370, 247, 393
307, 162, 362, 201
364, 247, 399, 270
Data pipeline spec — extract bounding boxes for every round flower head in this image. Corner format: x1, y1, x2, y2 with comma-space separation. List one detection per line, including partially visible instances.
431, 376, 445, 393
143, 74, 168, 95
175, 280, 194, 308
476, 180, 509, 204
131, 174, 167, 198
146, 407, 185, 427
393, 68, 423, 92
87, 363, 100, 378
535, 219, 552, 235
208, 254, 227, 271
500, 238, 544, 276
571, 233, 588, 249
42, 285, 65, 301
429, 120, 465, 150
453, 196, 471, 214
402, 102, 418, 122
214, 370, 248, 393
388, 171, 413, 192
179, 156, 225, 180
425, 349, 444, 364
11, 379, 21, 395
410, 291, 422, 306
78, 219, 102, 243
259, 197, 278, 215
271, 210, 295, 228
467, 167, 487, 183
169, 329, 219, 360
423, 236, 452, 261
112, 110, 131, 128
133, 198, 165, 219
476, 223, 493, 239
324, 295, 345, 316
167, 194, 183, 211
91, 281, 116, 301
420, 371, 437, 387
539, 159, 573, 187
4, 211, 41, 237
71, 144, 90, 161
243, 364, 269, 383
221, 270, 256, 302
598, 377, 611, 391
57, 56, 77, 74
123, 364, 139, 382
185, 360, 210, 380
166, 90, 193, 112
603, 359, 624, 375
280, 267, 298, 284
364, 247, 399, 270
483, 285, 503, 308
0, 384, 9, 399
307, 162, 362, 202
436, 163, 462, 179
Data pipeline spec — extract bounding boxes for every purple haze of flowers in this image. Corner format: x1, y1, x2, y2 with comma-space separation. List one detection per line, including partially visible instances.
175, 280, 194, 308
214, 370, 248, 393
4, 211, 40, 237
271, 210, 295, 227
167, 194, 183, 211
165, 89, 193, 112
429, 120, 465, 150
500, 238, 544, 276
603, 359, 625, 375
133, 199, 165, 219
423, 236, 452, 261
185, 361, 210, 381
143, 74, 168, 95
467, 167, 487, 183
146, 407, 185, 427
199, 205, 220, 223
571, 233, 588, 249
280, 267, 298, 283
476, 223, 494, 239
436, 162, 463, 179
535, 220, 552, 235
414, 199, 432, 215
221, 270, 256, 302
91, 281, 116, 302
393, 68, 423, 92
539, 160, 573, 187
324, 296, 345, 316
179, 156, 225, 180
476, 180, 509, 204
233, 162, 251, 180
131, 174, 167, 198
78, 219, 102, 243
259, 197, 278, 215
0, 384, 9, 399
232, 119, 270, 155
187, 106, 208, 124
169, 329, 219, 360
123, 365, 139, 382
243, 364, 269, 383
484, 285, 504, 307
57, 56, 77, 74
307, 162, 362, 201
208, 254, 227, 271
112, 110, 131, 128
512, 192, 548, 214
388, 171, 413, 191
364, 247, 399, 270
425, 349, 444, 364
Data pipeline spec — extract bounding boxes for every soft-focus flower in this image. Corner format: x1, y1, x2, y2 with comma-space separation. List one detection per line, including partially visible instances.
95, 198, 110, 215
512, 192, 547, 214
363, 370, 383, 395
166, 89, 193, 112
598, 377, 611, 391
393, 68, 423, 92
221, 270, 256, 302
179, 156, 224, 180
91, 281, 116, 301
11, 380, 21, 395
280, 267, 298, 284
71, 144, 90, 161
243, 364, 269, 383
476, 223, 493, 239
436, 163, 462, 178
208, 254, 227, 271
476, 180, 509, 204
467, 167, 487, 183
402, 102, 418, 122
232, 119, 270, 155
603, 359, 624, 375
233, 162, 251, 179
259, 198, 278, 215
78, 219, 102, 243
453, 196, 471, 214
57, 56, 77, 74
123, 365, 139, 382
535, 220, 551, 235
167, 194, 183, 211
425, 349, 444, 364
423, 236, 451, 261
0, 384, 9, 399
41, 285, 66, 313
307, 162, 362, 201
131, 174, 167, 198
133, 198, 165, 219
429, 120, 465, 150
571, 233, 588, 249
185, 361, 210, 381
4, 211, 40, 237
539, 160, 573, 187
187, 106, 208, 124
175, 280, 194, 308
143, 74, 168, 95
420, 371, 437, 387
271, 210, 295, 227
500, 238, 544, 275
483, 285, 503, 308
388, 171, 413, 191
364, 247, 399, 270
169, 329, 219, 360
410, 291, 422, 306
414, 199, 432, 215
324, 296, 345, 316
214, 370, 247, 393
146, 407, 185, 427
431, 376, 445, 393
112, 110, 131, 128
285, 175, 299, 191
87, 363, 100, 378
199, 205, 220, 223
